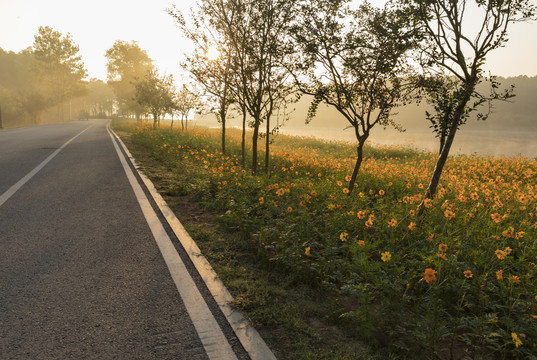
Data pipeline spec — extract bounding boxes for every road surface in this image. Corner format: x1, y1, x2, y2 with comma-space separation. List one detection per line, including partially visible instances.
0, 119, 264, 360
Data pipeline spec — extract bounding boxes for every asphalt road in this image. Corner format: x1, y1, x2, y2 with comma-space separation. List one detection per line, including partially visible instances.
0, 120, 241, 359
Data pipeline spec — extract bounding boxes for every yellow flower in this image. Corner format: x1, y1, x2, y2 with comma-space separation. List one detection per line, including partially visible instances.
512, 333, 523, 348
381, 251, 391, 262
305, 247, 311, 256
340, 231, 349, 242
259, 197, 265, 204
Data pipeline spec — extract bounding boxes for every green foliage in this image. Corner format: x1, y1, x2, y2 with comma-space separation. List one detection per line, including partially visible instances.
105, 40, 154, 118
122, 122, 537, 359
0, 26, 90, 127
134, 70, 175, 128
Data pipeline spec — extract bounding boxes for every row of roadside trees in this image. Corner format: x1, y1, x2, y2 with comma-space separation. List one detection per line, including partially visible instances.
170, 0, 535, 210
104, 40, 200, 130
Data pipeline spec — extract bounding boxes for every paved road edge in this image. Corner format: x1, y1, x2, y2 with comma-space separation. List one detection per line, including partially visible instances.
109, 125, 277, 360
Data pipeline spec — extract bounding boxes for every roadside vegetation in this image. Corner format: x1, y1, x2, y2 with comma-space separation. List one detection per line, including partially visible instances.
113, 119, 537, 359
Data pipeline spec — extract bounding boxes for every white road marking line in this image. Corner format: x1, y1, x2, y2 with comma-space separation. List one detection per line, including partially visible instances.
0, 124, 94, 208
107, 124, 239, 360
110, 126, 277, 360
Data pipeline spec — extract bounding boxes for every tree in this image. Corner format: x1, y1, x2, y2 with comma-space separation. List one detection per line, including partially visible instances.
409, 0, 536, 214
105, 41, 154, 120
220, 0, 297, 174
82, 79, 115, 118
134, 70, 176, 129
32, 26, 87, 121
175, 84, 200, 131
169, 1, 236, 154
291, 0, 418, 193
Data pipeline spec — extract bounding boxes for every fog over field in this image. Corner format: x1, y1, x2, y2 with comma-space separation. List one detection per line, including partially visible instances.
194, 76, 537, 158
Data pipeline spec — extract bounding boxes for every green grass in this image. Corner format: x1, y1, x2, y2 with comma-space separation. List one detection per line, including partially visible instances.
112, 118, 537, 359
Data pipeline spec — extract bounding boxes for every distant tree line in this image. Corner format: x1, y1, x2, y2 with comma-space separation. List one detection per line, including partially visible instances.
0, 26, 115, 128
104, 40, 200, 129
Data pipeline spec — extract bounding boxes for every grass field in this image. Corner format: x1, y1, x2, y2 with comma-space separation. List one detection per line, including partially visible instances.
112, 119, 537, 359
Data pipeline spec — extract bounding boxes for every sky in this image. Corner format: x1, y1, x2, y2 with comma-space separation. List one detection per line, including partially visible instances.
1, 0, 536, 83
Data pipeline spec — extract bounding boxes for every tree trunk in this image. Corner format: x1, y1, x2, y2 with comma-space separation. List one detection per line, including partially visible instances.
220, 104, 226, 155
153, 113, 158, 129
418, 84, 475, 215
170, 114, 174, 129
181, 115, 184, 131
347, 139, 366, 195
241, 106, 246, 167
0, 103, 3, 129
252, 121, 259, 175
264, 115, 270, 173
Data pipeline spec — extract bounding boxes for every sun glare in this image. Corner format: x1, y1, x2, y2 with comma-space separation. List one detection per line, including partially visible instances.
206, 45, 220, 61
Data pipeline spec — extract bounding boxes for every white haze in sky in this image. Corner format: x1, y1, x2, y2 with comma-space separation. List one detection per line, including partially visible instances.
0, 0, 536, 83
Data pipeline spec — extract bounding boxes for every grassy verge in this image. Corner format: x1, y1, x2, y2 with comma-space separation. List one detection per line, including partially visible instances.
112, 118, 537, 359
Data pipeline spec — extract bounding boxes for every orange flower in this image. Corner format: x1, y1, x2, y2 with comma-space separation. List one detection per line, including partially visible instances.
496, 269, 503, 280
345, 175, 352, 182
337, 181, 343, 186
408, 222, 416, 231
379, 189, 385, 196
428, 233, 435, 242
357, 211, 366, 219
511, 275, 521, 283
436, 253, 447, 261
495, 249, 507, 260
388, 219, 398, 227
343, 188, 349, 194
287, 206, 293, 213
490, 213, 502, 223
357, 240, 365, 247
470, 192, 479, 200
259, 196, 265, 204
365, 214, 375, 227
464, 270, 473, 278
424, 198, 432, 208
444, 209, 456, 220
424, 268, 437, 284
438, 243, 448, 252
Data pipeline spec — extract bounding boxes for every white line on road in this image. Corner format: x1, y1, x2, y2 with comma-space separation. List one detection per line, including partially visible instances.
0, 124, 94, 208
110, 127, 277, 360
107, 124, 239, 360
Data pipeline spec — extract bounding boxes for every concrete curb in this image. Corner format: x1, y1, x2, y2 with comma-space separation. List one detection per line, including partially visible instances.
110, 127, 277, 360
